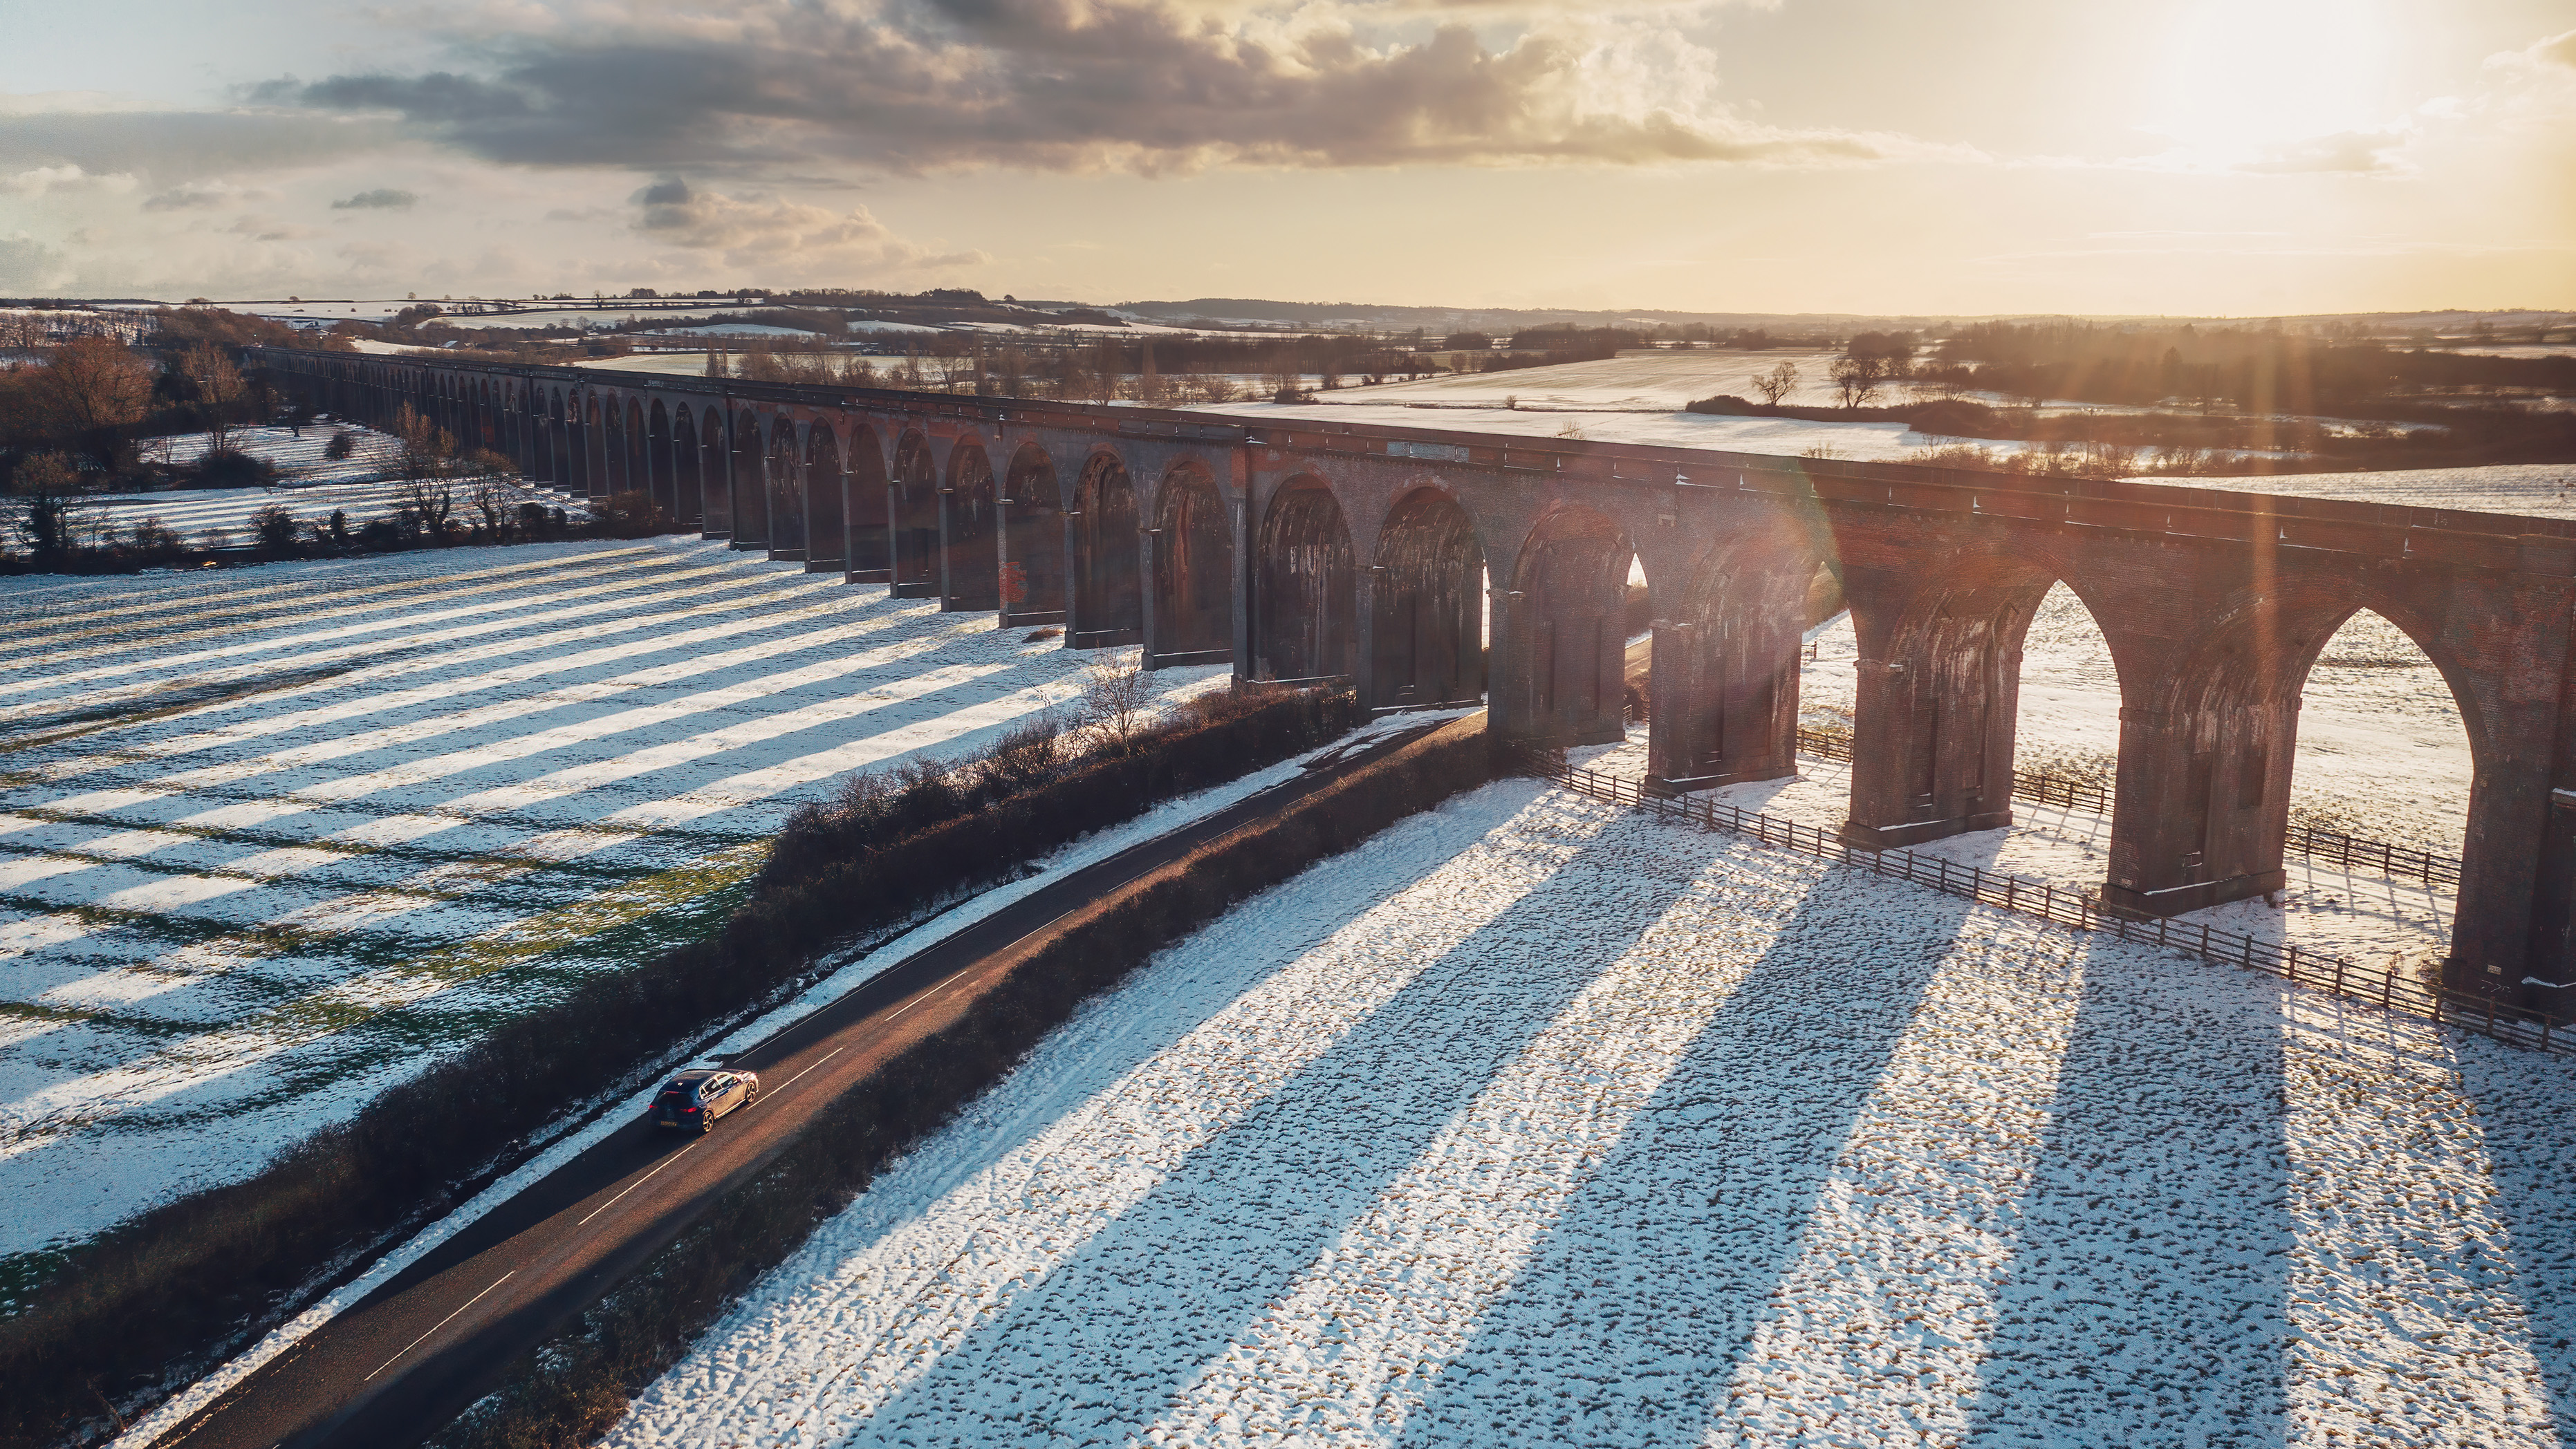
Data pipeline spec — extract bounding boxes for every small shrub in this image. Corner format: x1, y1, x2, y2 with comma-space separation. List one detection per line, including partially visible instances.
250, 504, 303, 559
516, 501, 551, 538
591, 491, 672, 539
324, 430, 357, 460
126, 518, 187, 568
191, 447, 277, 490
326, 508, 351, 548
358, 516, 402, 551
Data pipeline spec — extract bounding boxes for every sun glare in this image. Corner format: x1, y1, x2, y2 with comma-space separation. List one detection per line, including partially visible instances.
2151, 0, 2395, 154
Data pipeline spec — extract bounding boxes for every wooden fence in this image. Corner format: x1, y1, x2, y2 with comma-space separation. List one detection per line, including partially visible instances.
1530, 749, 2569, 1059
1790, 727, 2461, 890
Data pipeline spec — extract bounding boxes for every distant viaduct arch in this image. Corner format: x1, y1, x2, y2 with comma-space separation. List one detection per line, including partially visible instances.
251, 346, 2576, 1013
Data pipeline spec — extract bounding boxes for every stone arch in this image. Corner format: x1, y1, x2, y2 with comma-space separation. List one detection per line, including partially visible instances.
1255, 476, 1357, 683
1002, 442, 1066, 626
1840, 545, 2126, 850
547, 387, 568, 487
1648, 516, 1835, 790
580, 394, 604, 497
943, 437, 999, 610
624, 397, 649, 498
766, 418, 806, 558
890, 430, 940, 596
602, 394, 624, 493
730, 409, 767, 545
1151, 462, 1232, 663
804, 424, 845, 570
1510, 505, 1632, 745
672, 405, 703, 526
2113, 571, 2494, 922
844, 422, 891, 581
1071, 449, 1142, 647
1369, 485, 1483, 709
647, 400, 671, 512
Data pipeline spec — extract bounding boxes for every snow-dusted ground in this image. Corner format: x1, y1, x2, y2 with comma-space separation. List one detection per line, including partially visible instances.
2169, 462, 2576, 522
604, 775, 2576, 1448
0, 540, 1227, 1276
90, 425, 588, 547
1200, 398, 1957, 463
1339, 347, 1855, 411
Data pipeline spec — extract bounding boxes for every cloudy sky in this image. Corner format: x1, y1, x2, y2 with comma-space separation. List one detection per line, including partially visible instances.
3, 0, 2571, 315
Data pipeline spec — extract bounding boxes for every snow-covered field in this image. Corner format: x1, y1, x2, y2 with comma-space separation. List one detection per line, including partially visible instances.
1201, 398, 1954, 464
0, 540, 1225, 1280
2175, 462, 2576, 521
606, 774, 2576, 1448
89, 426, 588, 547
1340, 347, 1853, 412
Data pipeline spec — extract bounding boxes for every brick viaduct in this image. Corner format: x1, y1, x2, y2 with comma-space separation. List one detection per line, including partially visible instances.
250, 346, 2576, 1011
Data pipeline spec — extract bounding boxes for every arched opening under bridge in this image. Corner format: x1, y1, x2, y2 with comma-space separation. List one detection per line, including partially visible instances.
647, 401, 671, 514
766, 420, 806, 559
672, 406, 703, 527
1071, 451, 1142, 648
1512, 506, 1632, 747
1648, 522, 1833, 791
730, 409, 767, 546
1151, 463, 1232, 665
942, 440, 999, 611
624, 398, 648, 499
1001, 443, 1066, 626
1369, 487, 1483, 709
844, 425, 891, 581
1837, 564, 2117, 852
891, 431, 939, 597
804, 426, 845, 572
1255, 478, 1355, 683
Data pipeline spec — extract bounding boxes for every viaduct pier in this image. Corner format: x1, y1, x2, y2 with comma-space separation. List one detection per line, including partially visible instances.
249, 346, 2576, 1011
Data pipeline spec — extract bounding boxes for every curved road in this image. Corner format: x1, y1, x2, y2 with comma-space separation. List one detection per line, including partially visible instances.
148, 720, 1449, 1449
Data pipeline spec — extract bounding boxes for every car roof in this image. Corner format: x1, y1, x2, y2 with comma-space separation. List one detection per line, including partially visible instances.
668, 1068, 722, 1082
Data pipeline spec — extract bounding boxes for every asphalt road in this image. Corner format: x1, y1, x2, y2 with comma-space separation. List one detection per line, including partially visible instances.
147, 719, 1448, 1449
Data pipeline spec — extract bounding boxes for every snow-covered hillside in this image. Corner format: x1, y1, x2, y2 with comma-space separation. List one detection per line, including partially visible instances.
0, 541, 1225, 1272
84, 425, 588, 548
606, 778, 2576, 1448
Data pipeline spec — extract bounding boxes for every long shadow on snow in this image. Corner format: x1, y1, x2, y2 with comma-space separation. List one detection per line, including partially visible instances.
845, 791, 1702, 1443
1958, 936, 2295, 1446
1389, 849, 1968, 1447
2453, 1033, 2576, 1437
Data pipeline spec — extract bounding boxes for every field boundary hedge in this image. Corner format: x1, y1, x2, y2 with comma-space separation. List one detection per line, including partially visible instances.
0, 688, 1364, 1449
432, 716, 1497, 1449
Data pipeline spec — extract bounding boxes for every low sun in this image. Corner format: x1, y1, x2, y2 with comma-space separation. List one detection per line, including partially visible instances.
2150, 0, 2396, 153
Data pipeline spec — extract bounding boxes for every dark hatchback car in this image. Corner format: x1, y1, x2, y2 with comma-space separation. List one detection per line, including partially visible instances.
651, 1067, 761, 1134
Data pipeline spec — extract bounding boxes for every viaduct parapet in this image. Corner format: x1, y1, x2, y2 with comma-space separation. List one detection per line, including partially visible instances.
248, 346, 2576, 1012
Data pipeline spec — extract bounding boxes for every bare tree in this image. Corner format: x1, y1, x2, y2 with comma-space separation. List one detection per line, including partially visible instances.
180, 343, 248, 456
1749, 362, 1801, 407
1079, 648, 1156, 748
1829, 355, 1889, 410
390, 402, 460, 542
